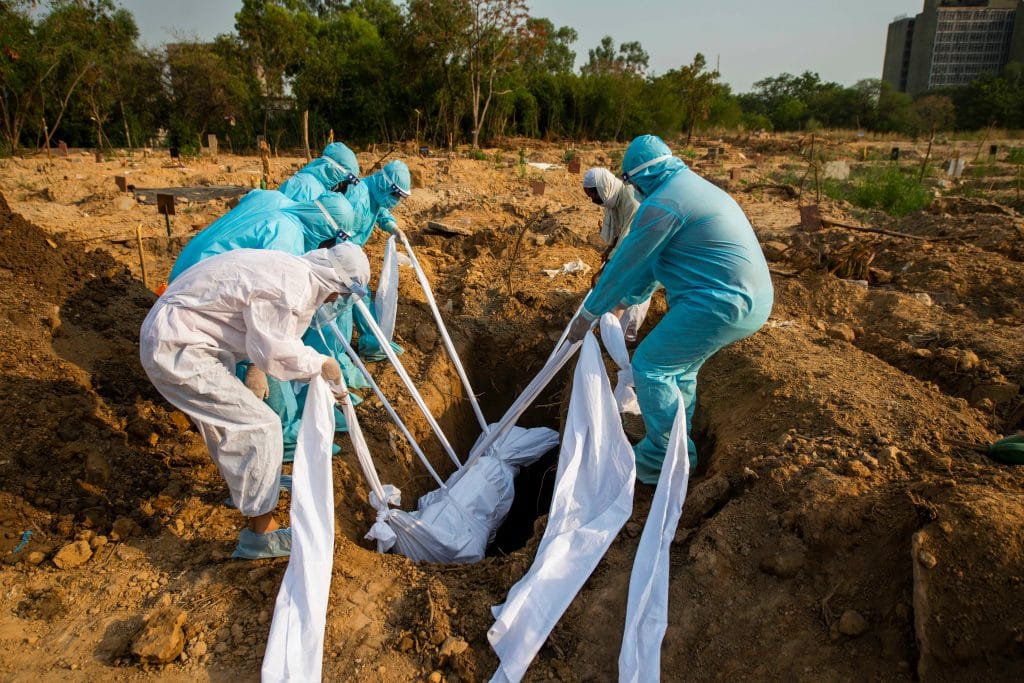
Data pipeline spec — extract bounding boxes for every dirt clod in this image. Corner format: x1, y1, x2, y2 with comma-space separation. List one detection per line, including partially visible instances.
838, 610, 868, 637
131, 606, 187, 664
52, 540, 92, 569
827, 323, 856, 343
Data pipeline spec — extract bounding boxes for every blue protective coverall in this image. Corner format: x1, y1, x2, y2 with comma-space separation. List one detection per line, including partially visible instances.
336, 160, 411, 361
168, 190, 364, 457
278, 142, 360, 202
581, 135, 774, 484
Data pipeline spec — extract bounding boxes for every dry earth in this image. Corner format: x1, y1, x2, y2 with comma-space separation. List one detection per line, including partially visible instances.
0, 135, 1022, 682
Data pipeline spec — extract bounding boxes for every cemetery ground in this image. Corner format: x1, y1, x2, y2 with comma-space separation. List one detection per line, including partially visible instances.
0, 133, 1022, 681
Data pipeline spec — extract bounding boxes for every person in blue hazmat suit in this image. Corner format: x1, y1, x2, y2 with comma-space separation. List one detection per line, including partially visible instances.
566, 135, 774, 484
141, 243, 369, 558
278, 142, 360, 202
329, 159, 412, 362
169, 190, 365, 460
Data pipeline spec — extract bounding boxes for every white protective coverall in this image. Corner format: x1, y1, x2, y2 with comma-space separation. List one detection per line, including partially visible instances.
139, 243, 370, 518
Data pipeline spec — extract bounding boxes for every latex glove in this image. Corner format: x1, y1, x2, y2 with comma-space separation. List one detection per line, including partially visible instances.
379, 213, 399, 234
566, 315, 592, 344
321, 357, 342, 383
244, 366, 270, 400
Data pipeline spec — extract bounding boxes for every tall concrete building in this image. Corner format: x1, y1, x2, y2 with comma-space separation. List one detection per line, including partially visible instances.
883, 0, 1024, 95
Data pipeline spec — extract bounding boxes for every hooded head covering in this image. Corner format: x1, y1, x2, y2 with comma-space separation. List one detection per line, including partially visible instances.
279, 142, 361, 202
621, 135, 687, 199
366, 160, 411, 211
302, 241, 370, 298
584, 167, 639, 246
282, 192, 355, 249
322, 142, 360, 177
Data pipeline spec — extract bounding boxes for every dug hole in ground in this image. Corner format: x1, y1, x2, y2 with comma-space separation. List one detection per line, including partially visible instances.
0, 138, 1022, 681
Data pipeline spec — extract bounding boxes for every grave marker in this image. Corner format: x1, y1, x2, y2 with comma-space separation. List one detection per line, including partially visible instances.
800, 204, 823, 232
890, 147, 900, 161
58, 141, 68, 158
157, 193, 175, 238
115, 175, 128, 192
207, 134, 218, 155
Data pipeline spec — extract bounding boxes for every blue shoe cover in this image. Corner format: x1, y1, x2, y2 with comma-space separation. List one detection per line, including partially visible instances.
231, 527, 292, 560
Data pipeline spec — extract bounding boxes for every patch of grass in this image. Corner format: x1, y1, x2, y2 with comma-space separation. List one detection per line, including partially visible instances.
468, 149, 488, 161
823, 165, 933, 217
1007, 148, 1024, 165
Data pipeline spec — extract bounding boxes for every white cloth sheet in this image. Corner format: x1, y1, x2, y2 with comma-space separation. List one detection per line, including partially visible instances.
599, 313, 641, 415
488, 334, 635, 683
387, 426, 558, 564
261, 375, 337, 683
618, 394, 690, 683
375, 235, 399, 341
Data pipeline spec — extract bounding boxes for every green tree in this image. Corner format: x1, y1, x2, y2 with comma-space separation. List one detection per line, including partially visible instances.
666, 53, 720, 144
912, 94, 955, 134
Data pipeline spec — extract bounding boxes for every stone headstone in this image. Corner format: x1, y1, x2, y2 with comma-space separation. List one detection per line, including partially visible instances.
946, 158, 966, 179
567, 157, 581, 174
530, 180, 545, 196
58, 141, 68, 158
729, 168, 744, 181
890, 147, 900, 161
207, 134, 218, 154
114, 175, 128, 192
169, 147, 180, 159
94, 150, 103, 163
989, 144, 998, 158
823, 160, 850, 181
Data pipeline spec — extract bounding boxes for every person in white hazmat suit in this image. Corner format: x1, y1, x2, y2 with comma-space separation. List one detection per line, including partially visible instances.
582, 167, 649, 342
139, 243, 370, 559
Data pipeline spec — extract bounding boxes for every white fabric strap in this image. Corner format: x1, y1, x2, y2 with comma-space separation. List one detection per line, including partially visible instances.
619, 393, 690, 682
598, 313, 641, 415
354, 298, 463, 468
397, 231, 489, 435
313, 198, 342, 236
624, 153, 673, 180
375, 235, 399, 341
321, 321, 446, 488
456, 336, 579, 484
261, 375, 336, 683
334, 369, 402, 551
488, 334, 635, 682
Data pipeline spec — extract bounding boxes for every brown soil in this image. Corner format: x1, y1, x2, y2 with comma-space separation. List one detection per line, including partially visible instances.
0, 139, 1021, 682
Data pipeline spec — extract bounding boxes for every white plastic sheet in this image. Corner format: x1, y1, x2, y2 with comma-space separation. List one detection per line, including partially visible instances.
261, 375, 336, 683
375, 235, 399, 341
599, 313, 641, 415
488, 334, 635, 683
387, 425, 558, 563
619, 395, 690, 683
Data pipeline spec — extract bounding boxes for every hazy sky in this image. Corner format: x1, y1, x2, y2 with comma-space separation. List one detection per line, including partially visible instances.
118, 0, 925, 92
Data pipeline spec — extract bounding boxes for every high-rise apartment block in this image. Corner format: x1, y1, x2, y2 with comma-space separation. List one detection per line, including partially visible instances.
883, 0, 1024, 95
